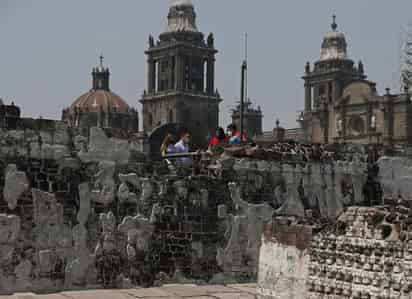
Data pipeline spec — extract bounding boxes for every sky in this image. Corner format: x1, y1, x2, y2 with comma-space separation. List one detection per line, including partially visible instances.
1, 0, 412, 130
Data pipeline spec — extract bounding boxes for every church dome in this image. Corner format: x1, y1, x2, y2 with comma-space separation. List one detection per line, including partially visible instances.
68, 56, 130, 114
70, 90, 130, 114
320, 15, 348, 61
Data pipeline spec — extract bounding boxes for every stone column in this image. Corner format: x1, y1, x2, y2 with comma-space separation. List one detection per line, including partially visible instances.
176, 55, 184, 90
304, 83, 312, 112
148, 58, 155, 93
334, 80, 342, 102
187, 56, 192, 90
156, 58, 162, 92
342, 105, 347, 141
167, 57, 173, 91
207, 57, 215, 95
381, 89, 394, 146
200, 58, 205, 92
174, 55, 179, 90
171, 56, 176, 90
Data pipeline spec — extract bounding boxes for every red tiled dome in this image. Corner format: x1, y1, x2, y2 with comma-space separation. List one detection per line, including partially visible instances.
70, 89, 130, 114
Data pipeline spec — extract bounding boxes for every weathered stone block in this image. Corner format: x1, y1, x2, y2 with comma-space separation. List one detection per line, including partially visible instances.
3, 164, 29, 210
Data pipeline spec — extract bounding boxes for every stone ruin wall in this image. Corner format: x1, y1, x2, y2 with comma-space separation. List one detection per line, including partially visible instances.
257, 156, 412, 299
0, 124, 373, 294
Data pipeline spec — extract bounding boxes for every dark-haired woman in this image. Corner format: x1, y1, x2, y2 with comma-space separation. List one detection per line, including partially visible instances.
208, 127, 226, 151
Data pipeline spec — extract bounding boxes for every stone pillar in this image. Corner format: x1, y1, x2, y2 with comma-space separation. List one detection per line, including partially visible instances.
166, 57, 172, 91
304, 83, 312, 112
135, 132, 150, 154
383, 93, 394, 146
156, 58, 162, 92
174, 55, 179, 90
148, 59, 155, 93
200, 59, 205, 92
206, 57, 215, 95
187, 56, 192, 90
171, 56, 176, 90
333, 80, 339, 101
176, 55, 184, 90
313, 85, 320, 110
341, 106, 347, 141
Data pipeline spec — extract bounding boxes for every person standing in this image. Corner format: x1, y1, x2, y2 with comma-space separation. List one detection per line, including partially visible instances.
208, 127, 226, 151
160, 133, 176, 157
174, 130, 192, 166
226, 124, 247, 145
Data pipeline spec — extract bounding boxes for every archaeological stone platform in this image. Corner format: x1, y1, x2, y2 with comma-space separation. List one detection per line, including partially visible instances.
0, 284, 257, 299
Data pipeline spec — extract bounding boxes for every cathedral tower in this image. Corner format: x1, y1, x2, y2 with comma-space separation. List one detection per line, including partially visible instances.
140, 0, 222, 146
301, 16, 365, 143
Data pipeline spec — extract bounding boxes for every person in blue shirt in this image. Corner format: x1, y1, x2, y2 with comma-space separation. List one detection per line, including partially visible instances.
174, 130, 192, 166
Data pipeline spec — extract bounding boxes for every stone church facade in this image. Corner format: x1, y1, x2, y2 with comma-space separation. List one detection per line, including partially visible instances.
299, 16, 412, 146
140, 0, 222, 146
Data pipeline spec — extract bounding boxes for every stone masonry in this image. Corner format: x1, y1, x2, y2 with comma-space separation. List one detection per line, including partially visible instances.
257, 155, 412, 299
0, 122, 378, 294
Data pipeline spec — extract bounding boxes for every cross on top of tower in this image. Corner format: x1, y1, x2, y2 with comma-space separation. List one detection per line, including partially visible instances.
331, 14, 338, 31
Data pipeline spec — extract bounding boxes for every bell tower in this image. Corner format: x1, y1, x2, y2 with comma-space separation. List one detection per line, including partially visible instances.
92, 55, 110, 91
301, 16, 365, 143
140, 0, 222, 146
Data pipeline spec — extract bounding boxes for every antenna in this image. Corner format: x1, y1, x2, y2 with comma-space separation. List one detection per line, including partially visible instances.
239, 33, 249, 143
245, 32, 248, 62
244, 32, 248, 102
